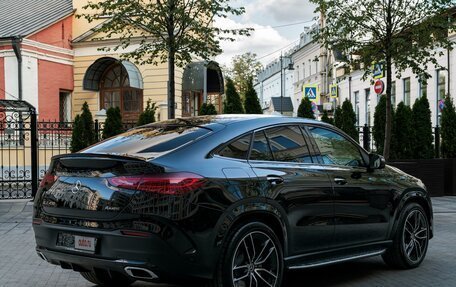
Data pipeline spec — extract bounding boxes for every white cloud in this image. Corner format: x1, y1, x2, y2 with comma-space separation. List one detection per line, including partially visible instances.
215, 18, 293, 67
244, 0, 316, 23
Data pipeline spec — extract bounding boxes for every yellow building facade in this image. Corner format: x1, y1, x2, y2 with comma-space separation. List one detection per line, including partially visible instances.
71, 0, 223, 122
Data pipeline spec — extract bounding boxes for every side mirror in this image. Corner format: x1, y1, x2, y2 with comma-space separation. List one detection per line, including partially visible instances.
369, 154, 386, 170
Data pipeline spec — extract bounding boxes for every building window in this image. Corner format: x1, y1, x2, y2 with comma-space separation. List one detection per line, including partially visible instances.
391, 81, 396, 106
296, 65, 300, 81
419, 77, 427, 99
308, 59, 312, 76
365, 88, 371, 126
59, 92, 71, 122
403, 78, 411, 106
100, 63, 143, 121
354, 91, 360, 125
437, 70, 446, 100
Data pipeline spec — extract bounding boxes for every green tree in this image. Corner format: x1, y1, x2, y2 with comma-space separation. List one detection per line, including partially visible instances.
70, 102, 96, 153
199, 103, 218, 115
412, 96, 434, 159
392, 102, 414, 159
298, 97, 315, 119
137, 100, 157, 126
103, 107, 123, 140
228, 53, 263, 98
223, 78, 244, 114
244, 78, 263, 114
373, 95, 387, 154
340, 99, 358, 142
441, 95, 456, 158
311, 0, 455, 160
321, 110, 334, 125
334, 106, 343, 129
80, 0, 250, 120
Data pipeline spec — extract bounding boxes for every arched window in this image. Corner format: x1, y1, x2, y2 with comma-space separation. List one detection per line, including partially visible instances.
100, 63, 143, 121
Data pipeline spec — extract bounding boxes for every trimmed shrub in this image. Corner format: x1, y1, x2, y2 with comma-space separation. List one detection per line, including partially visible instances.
391, 102, 414, 159
199, 103, 218, 115
334, 106, 343, 129
441, 95, 456, 158
373, 95, 387, 153
137, 100, 157, 126
340, 99, 358, 142
70, 102, 96, 153
244, 78, 263, 114
321, 110, 334, 125
412, 96, 434, 159
223, 78, 244, 114
298, 97, 315, 119
102, 107, 123, 140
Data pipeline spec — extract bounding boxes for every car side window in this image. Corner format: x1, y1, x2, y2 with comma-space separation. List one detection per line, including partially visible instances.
217, 134, 252, 160
250, 131, 273, 161
265, 126, 313, 163
308, 127, 365, 167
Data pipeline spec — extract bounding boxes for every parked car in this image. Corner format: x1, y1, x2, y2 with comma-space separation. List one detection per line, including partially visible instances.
33, 115, 433, 287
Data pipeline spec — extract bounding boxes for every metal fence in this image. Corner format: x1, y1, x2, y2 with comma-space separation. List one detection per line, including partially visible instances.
1, 117, 138, 200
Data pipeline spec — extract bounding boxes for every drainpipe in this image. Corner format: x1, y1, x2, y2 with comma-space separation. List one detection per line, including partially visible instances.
12, 37, 23, 101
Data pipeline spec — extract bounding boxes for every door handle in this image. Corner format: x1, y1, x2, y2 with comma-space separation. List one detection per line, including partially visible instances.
267, 175, 284, 185
334, 177, 347, 185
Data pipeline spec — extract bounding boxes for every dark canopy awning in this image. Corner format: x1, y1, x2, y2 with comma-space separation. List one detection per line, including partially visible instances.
182, 61, 224, 94
83, 57, 144, 91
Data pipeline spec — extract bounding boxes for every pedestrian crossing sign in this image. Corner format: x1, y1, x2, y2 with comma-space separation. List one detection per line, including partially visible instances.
303, 85, 319, 103
330, 84, 338, 98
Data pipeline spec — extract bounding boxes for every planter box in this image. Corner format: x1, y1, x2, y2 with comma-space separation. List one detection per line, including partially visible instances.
389, 159, 456, 197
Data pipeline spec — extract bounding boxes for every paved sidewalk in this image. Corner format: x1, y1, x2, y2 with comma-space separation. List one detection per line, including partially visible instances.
0, 197, 455, 286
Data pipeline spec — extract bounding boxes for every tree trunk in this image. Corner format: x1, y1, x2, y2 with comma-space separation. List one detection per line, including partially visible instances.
383, 1, 393, 161
168, 52, 176, 120
383, 56, 392, 160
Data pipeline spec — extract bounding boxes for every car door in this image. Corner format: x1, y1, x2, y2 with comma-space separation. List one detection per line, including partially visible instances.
248, 125, 334, 256
305, 125, 394, 248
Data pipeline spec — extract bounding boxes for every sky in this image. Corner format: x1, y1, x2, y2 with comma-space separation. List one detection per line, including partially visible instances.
215, 0, 318, 68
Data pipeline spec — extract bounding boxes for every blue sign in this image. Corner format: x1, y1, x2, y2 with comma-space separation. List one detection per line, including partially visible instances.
304, 86, 318, 101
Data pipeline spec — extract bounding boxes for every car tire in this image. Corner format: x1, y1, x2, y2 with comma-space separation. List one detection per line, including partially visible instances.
80, 270, 135, 286
382, 203, 430, 269
208, 221, 284, 287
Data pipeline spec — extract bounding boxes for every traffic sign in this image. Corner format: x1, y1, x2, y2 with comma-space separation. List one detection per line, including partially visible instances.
374, 80, 385, 95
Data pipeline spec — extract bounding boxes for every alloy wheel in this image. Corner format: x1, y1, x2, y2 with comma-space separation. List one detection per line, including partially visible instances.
402, 209, 428, 264
231, 231, 280, 287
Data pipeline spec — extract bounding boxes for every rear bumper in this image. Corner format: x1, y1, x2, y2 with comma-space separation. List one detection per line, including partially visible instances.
33, 222, 215, 281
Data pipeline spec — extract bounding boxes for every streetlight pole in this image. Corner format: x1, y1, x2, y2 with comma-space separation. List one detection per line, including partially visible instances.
280, 55, 294, 115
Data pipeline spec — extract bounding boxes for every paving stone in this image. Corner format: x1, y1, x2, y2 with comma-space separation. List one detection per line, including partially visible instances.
0, 198, 455, 286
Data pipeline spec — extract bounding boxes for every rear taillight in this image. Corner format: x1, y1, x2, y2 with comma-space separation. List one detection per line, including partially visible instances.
39, 172, 58, 189
107, 173, 204, 195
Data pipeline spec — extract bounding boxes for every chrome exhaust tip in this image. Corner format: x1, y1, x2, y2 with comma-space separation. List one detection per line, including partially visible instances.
37, 251, 48, 262
124, 267, 158, 280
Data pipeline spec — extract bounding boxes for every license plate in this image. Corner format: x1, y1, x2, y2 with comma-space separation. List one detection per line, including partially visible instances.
74, 235, 96, 252
57, 233, 97, 253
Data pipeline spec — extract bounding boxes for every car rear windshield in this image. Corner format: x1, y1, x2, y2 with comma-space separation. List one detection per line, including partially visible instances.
83, 125, 212, 158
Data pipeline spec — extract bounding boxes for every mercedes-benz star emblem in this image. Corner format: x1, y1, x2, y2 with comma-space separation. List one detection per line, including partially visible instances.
71, 180, 82, 194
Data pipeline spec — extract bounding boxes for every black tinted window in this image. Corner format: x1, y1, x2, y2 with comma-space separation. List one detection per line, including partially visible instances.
265, 126, 312, 163
308, 127, 365, 167
217, 134, 252, 160
250, 131, 273, 161
83, 125, 211, 156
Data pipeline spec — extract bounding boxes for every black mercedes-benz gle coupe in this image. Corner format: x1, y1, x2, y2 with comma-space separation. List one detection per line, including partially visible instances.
33, 115, 433, 287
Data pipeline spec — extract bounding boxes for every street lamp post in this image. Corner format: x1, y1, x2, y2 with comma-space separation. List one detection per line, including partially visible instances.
280, 55, 294, 115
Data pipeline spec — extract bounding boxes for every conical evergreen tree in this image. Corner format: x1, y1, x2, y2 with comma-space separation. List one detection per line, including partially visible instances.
298, 97, 315, 119
244, 78, 263, 114
392, 102, 414, 159
223, 78, 244, 114
199, 103, 218, 115
412, 96, 434, 159
340, 99, 359, 142
373, 95, 387, 154
103, 107, 123, 139
137, 100, 157, 126
441, 95, 456, 158
321, 110, 334, 125
334, 106, 343, 129
70, 102, 96, 153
